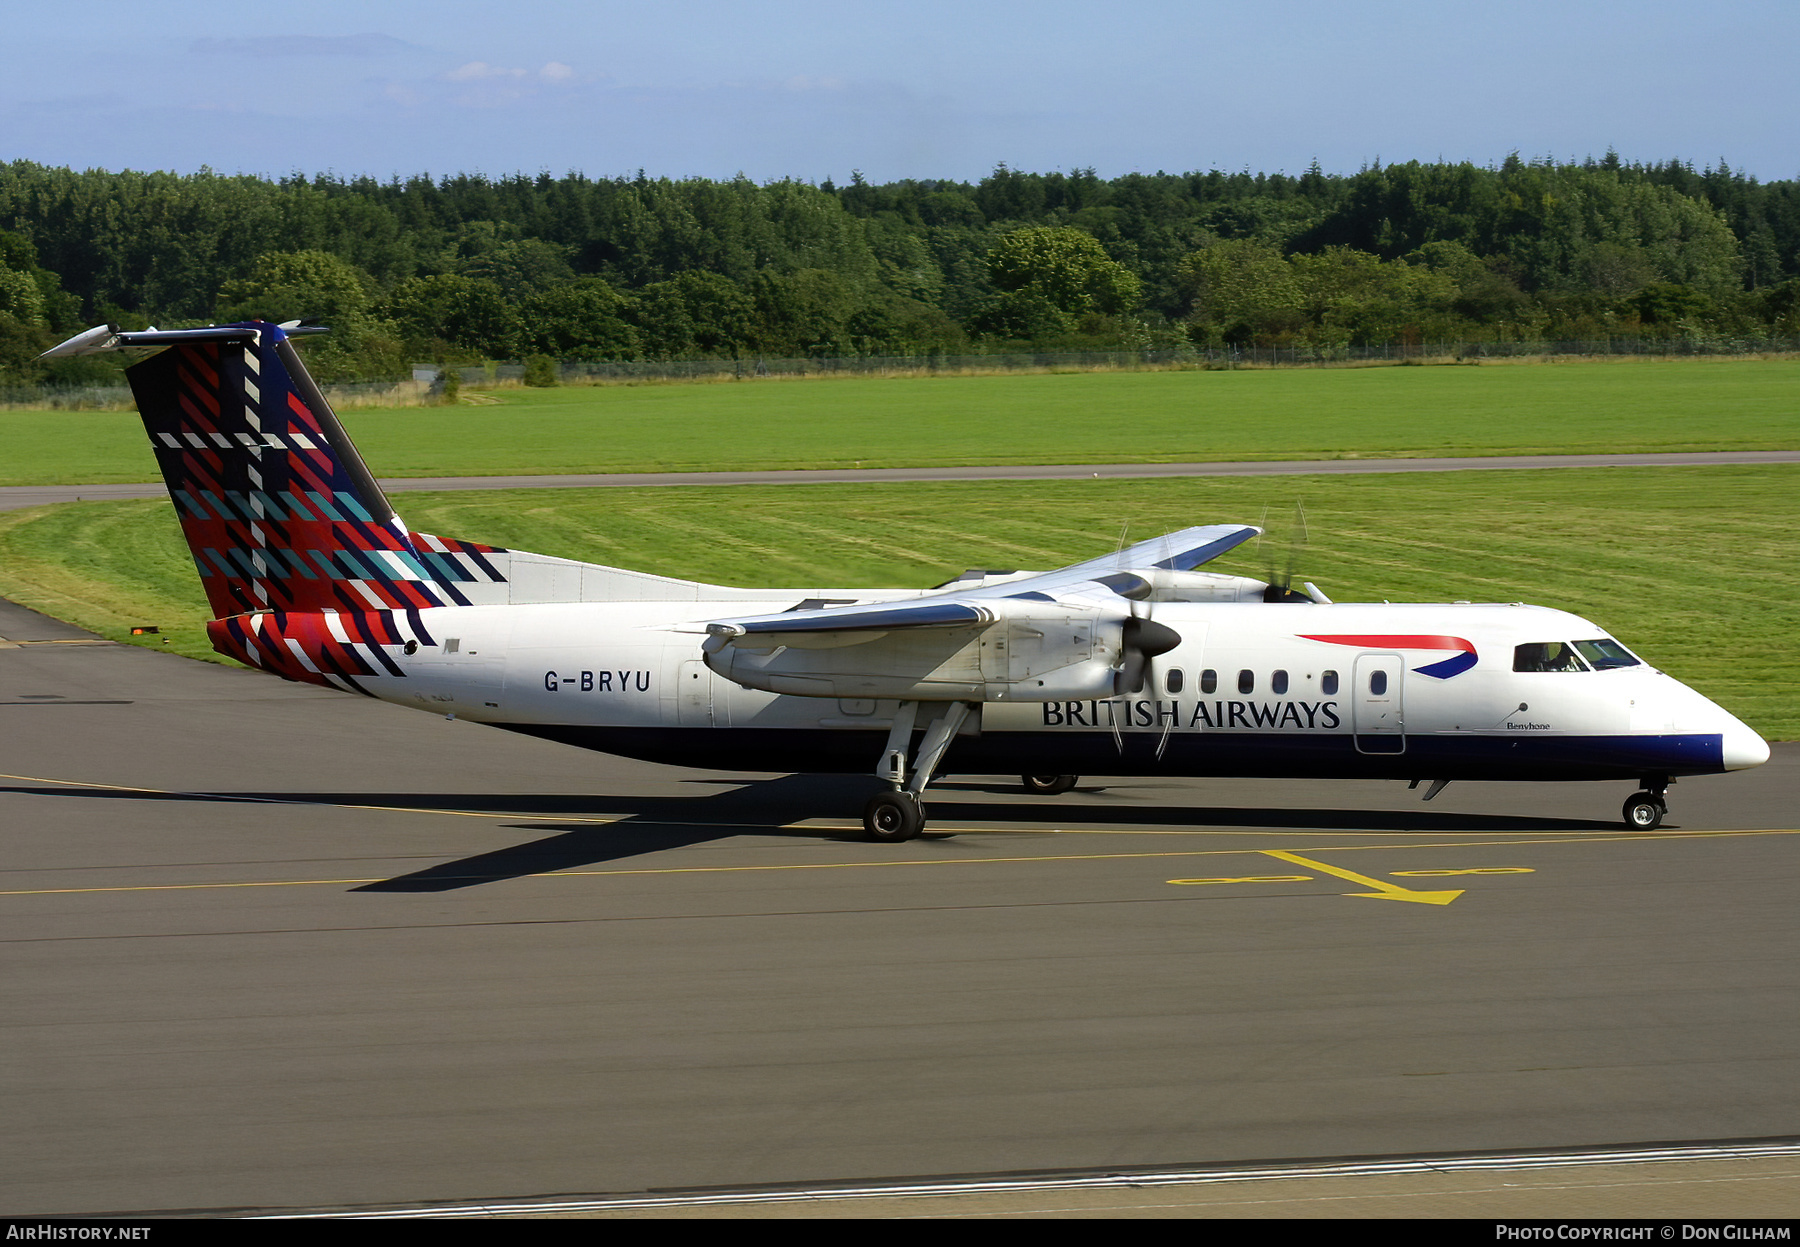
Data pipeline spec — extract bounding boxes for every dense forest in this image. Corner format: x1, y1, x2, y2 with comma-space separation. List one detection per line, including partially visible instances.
2, 153, 1798, 383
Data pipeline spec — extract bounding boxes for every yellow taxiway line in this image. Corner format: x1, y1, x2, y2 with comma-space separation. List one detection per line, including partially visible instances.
1, 832, 1793, 898
3, 769, 1795, 899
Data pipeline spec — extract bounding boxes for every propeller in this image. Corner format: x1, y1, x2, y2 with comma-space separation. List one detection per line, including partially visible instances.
1097, 542, 1184, 755
1116, 614, 1181, 696
1097, 568, 1182, 697
1259, 500, 1327, 603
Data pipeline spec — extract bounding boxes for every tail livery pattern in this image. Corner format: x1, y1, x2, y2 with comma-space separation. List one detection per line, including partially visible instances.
207, 608, 437, 694
125, 322, 506, 619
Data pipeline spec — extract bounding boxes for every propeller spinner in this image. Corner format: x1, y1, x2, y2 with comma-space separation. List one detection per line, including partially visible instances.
1115, 613, 1181, 696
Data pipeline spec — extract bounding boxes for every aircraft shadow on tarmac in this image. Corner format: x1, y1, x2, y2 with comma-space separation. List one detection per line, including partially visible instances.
4, 775, 1623, 893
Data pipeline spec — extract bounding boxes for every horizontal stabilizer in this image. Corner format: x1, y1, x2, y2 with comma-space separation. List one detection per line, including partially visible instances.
40, 322, 330, 359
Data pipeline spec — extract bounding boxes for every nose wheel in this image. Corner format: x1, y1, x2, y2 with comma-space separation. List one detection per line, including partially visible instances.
1622, 790, 1668, 830
1021, 774, 1079, 795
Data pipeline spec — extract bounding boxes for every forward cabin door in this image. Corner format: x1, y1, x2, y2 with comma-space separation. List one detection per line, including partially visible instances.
1352, 652, 1405, 754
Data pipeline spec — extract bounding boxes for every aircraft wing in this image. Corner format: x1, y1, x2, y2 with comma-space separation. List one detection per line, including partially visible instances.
703, 524, 1258, 643
706, 597, 991, 640
963, 524, 1260, 598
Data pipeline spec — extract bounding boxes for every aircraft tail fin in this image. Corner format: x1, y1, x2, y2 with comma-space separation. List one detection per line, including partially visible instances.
45, 320, 768, 622
105, 321, 506, 618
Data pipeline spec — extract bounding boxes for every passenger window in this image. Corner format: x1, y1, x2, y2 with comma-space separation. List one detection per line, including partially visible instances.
1370, 670, 1388, 696
1166, 668, 1184, 694
1322, 670, 1339, 695
1272, 670, 1289, 695
1200, 669, 1217, 694
1238, 669, 1254, 695
1514, 642, 1589, 673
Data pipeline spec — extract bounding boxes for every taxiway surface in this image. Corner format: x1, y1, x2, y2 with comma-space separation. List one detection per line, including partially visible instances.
6, 449, 1800, 512
3, 600, 1796, 1216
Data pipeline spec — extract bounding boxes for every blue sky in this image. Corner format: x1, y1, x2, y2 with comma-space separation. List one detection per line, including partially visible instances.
5, 0, 1794, 184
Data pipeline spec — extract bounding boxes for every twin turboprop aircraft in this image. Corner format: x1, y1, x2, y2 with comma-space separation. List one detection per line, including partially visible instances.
44, 320, 1769, 839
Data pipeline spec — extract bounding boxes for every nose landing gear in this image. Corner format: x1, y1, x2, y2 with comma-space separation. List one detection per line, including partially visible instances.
1622, 776, 1671, 830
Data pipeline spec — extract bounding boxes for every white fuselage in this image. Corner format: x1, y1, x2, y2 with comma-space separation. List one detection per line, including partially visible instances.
362, 597, 1766, 784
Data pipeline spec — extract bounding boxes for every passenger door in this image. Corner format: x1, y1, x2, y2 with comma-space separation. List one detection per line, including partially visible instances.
1352, 653, 1405, 754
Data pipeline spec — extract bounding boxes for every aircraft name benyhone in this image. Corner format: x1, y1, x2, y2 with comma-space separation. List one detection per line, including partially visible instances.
1042, 699, 1343, 730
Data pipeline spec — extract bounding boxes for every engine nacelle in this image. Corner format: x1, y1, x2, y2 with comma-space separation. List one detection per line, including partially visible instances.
702, 602, 1127, 702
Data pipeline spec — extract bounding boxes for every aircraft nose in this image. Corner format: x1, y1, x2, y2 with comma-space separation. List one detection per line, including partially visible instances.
1722, 719, 1770, 771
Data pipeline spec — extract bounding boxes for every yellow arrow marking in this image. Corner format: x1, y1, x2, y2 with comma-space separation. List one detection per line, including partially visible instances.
1391, 867, 1534, 877
1261, 849, 1463, 905
1168, 874, 1314, 886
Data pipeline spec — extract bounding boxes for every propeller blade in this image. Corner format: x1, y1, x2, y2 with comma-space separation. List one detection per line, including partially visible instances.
1283, 500, 1308, 589
1261, 499, 1314, 602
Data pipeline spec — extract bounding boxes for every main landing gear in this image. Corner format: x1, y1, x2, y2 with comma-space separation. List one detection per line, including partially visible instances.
861, 701, 972, 842
863, 789, 925, 842
1621, 776, 1671, 831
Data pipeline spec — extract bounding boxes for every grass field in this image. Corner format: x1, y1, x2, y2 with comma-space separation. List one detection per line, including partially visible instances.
5, 357, 1798, 486
1, 465, 1793, 737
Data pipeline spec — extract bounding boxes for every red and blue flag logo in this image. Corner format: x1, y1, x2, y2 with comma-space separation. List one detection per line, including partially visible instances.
1298, 634, 1479, 680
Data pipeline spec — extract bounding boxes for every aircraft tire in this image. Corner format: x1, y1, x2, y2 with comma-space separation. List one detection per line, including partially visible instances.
864, 790, 925, 842
1622, 791, 1667, 831
1022, 774, 1078, 795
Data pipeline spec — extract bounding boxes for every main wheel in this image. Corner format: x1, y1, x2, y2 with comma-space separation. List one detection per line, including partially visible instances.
864, 790, 925, 842
1621, 791, 1666, 831
1021, 774, 1078, 795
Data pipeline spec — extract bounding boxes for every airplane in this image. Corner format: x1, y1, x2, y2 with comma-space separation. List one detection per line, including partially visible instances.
43, 320, 1770, 840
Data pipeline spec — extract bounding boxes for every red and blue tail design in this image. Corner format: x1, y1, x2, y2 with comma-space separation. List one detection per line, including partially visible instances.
124, 322, 507, 619
47, 317, 721, 694
206, 607, 435, 692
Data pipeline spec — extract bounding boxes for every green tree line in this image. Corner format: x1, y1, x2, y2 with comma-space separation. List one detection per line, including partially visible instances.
3, 153, 1797, 383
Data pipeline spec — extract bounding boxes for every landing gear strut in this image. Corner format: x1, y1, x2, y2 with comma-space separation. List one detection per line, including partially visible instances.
862, 701, 971, 842
1621, 776, 1671, 830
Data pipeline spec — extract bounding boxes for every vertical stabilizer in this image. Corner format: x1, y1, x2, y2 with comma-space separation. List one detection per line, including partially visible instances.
123, 321, 503, 617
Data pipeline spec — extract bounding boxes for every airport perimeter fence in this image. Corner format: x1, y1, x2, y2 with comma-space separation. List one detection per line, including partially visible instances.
0, 377, 436, 411
6, 335, 1797, 408
552, 335, 1800, 383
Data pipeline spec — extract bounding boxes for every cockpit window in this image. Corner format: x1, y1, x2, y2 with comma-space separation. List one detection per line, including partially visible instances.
1513, 642, 1590, 673
1572, 638, 1641, 670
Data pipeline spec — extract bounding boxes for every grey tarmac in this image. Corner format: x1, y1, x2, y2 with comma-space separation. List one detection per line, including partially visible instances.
2, 598, 1797, 1218
5, 448, 1799, 511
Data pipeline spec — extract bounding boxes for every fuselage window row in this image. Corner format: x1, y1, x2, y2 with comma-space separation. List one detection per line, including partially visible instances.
1176, 668, 1332, 697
